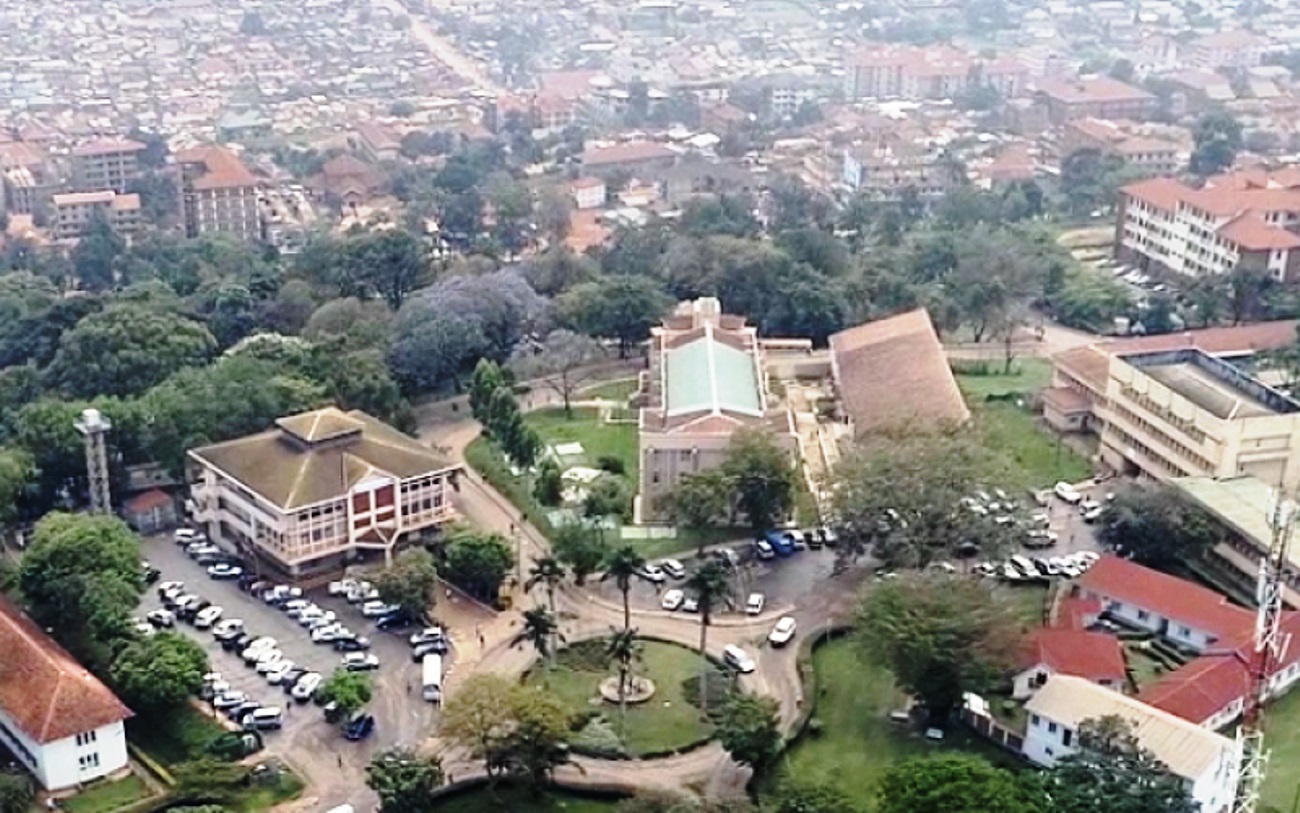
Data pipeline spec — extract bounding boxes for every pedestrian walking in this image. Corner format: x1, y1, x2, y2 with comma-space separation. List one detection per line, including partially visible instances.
337, 755, 343, 768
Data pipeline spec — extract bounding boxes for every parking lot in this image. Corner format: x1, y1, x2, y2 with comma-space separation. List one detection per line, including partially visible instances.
137, 533, 442, 803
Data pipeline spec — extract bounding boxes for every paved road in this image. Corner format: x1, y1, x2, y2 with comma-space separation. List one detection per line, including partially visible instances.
139, 535, 442, 813
372, 0, 503, 93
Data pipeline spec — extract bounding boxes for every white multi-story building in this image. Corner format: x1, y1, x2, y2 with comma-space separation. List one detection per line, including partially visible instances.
188, 407, 462, 579
1117, 170, 1300, 282
0, 597, 132, 791
176, 145, 262, 243
1024, 675, 1239, 813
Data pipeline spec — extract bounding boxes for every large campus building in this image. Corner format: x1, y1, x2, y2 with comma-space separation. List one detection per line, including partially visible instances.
1046, 322, 1300, 487
175, 145, 262, 242
1116, 169, 1300, 282
187, 407, 461, 579
636, 298, 797, 522
0, 596, 133, 791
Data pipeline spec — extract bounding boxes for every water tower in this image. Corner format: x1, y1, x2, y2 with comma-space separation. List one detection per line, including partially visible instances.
74, 408, 112, 514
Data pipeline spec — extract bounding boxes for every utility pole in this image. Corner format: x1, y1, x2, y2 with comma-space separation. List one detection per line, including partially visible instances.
74, 408, 113, 514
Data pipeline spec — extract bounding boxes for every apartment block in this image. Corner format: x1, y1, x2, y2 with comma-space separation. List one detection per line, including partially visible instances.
636, 298, 797, 522
70, 138, 146, 194
1060, 118, 1183, 176
841, 141, 955, 201
50, 191, 141, 240
1186, 30, 1270, 71
176, 145, 262, 242
187, 407, 462, 579
1035, 76, 1157, 124
1117, 170, 1300, 281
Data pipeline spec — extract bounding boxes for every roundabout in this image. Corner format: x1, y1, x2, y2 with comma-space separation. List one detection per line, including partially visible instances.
524, 637, 734, 758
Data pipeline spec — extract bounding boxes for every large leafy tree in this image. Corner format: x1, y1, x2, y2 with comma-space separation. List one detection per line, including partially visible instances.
509, 329, 606, 417
556, 276, 672, 358
71, 212, 125, 292
317, 669, 374, 718
19, 512, 143, 663
1048, 717, 1197, 813
0, 771, 35, 813
110, 633, 209, 713
685, 561, 732, 717
551, 523, 606, 585
441, 528, 514, 603
830, 428, 1015, 569
44, 305, 217, 398
876, 755, 1045, 813
366, 747, 445, 813
763, 778, 859, 813
721, 429, 795, 532
345, 229, 429, 310
440, 675, 574, 788
375, 548, 438, 620
658, 470, 729, 555
716, 694, 782, 773
858, 574, 1022, 721
1189, 111, 1243, 177
0, 447, 33, 525
1098, 486, 1220, 569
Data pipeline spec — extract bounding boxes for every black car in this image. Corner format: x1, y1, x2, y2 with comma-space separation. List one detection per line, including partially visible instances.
375, 612, 415, 632
333, 637, 371, 652
214, 626, 244, 643
343, 714, 375, 741
141, 562, 162, 584
224, 633, 255, 652
280, 668, 307, 692
226, 700, 261, 720
806, 530, 824, 550
411, 640, 448, 661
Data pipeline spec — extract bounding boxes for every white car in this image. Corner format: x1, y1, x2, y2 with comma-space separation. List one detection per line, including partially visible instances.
213, 618, 244, 636
254, 650, 285, 673
361, 601, 399, 618
723, 644, 756, 673
1054, 481, 1083, 504
638, 564, 666, 584
241, 638, 277, 662
746, 593, 765, 615
660, 559, 686, 580
342, 652, 380, 671
174, 528, 201, 544
303, 613, 338, 630
312, 624, 346, 643
265, 660, 297, 685
207, 563, 243, 580
132, 620, 156, 638
194, 606, 224, 629
292, 672, 323, 702
681, 596, 699, 613
768, 616, 797, 647
328, 578, 358, 596
661, 589, 685, 611
754, 540, 775, 560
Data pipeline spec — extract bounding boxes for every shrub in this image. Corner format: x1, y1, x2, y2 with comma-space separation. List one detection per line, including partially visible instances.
596, 455, 626, 475
572, 715, 626, 758
681, 671, 734, 722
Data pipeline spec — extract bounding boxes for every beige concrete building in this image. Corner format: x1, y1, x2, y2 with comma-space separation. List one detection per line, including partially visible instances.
176, 145, 262, 242
70, 138, 146, 194
1059, 118, 1183, 176
636, 298, 797, 522
50, 190, 141, 240
1052, 336, 1300, 488
187, 407, 461, 579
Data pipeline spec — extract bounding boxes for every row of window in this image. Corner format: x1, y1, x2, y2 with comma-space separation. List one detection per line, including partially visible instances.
78, 753, 100, 770
75, 730, 97, 747
1107, 402, 1214, 472
1116, 385, 1209, 444
1029, 714, 1074, 746
1102, 424, 1189, 480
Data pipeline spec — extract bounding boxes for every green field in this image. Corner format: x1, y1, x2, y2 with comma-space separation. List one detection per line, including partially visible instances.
64, 775, 150, 813
127, 705, 226, 766
971, 401, 1091, 492
779, 637, 1021, 806
528, 639, 720, 756
954, 358, 1052, 400
435, 787, 619, 813
528, 407, 639, 489
1262, 684, 1300, 809
581, 378, 639, 403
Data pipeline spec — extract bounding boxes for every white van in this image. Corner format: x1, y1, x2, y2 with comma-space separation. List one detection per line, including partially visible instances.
422, 654, 443, 703
723, 644, 756, 674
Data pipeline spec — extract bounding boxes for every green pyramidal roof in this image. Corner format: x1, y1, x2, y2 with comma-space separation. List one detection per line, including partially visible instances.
665, 333, 763, 418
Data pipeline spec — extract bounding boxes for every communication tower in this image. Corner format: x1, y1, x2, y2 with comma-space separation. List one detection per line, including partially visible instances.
74, 408, 113, 514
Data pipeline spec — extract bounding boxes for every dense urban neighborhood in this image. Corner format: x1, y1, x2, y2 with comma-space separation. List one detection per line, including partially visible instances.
8, 0, 1300, 812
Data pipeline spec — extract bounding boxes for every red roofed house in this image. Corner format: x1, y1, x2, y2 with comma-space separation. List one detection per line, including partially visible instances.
1013, 628, 1127, 699
1117, 168, 1300, 282
0, 596, 132, 790
580, 142, 677, 178
122, 488, 178, 533
1034, 76, 1157, 124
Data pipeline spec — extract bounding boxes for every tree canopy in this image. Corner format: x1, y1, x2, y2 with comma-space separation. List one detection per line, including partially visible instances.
109, 633, 209, 713
876, 755, 1044, 813
1097, 486, 1220, 570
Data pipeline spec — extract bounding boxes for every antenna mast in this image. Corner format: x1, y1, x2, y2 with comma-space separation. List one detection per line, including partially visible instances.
1232, 485, 1295, 813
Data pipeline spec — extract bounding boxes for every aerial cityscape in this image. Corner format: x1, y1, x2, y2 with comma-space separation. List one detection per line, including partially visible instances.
4, 0, 1300, 811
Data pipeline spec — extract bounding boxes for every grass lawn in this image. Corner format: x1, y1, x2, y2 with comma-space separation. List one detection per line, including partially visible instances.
436, 787, 619, 813
972, 401, 1091, 492
127, 705, 226, 766
581, 379, 638, 403
779, 637, 1022, 805
1122, 643, 1168, 689
954, 358, 1053, 401
993, 582, 1049, 629
234, 769, 306, 812
1261, 686, 1300, 810
63, 775, 150, 813
529, 407, 639, 488
527, 639, 720, 756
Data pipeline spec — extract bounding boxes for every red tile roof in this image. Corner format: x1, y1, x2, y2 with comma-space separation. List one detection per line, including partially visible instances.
124, 488, 171, 513
0, 595, 132, 743
1037, 76, 1154, 105
581, 141, 676, 167
1075, 555, 1254, 641
1138, 652, 1250, 724
1121, 176, 1187, 211
1217, 213, 1300, 251
1040, 386, 1091, 414
829, 309, 970, 435
1023, 628, 1127, 681
1055, 595, 1103, 631
71, 138, 147, 158
176, 145, 258, 190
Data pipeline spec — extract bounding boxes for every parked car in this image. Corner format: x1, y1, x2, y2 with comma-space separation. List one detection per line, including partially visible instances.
328, 578, 359, 596
661, 589, 685, 611
212, 691, 248, 710
146, 609, 175, 628
409, 627, 446, 647
376, 611, 416, 631
334, 637, 371, 652
342, 653, 380, 671
343, 714, 375, 741
754, 540, 775, 561
254, 651, 286, 674
745, 593, 765, 615
141, 562, 161, 584
213, 618, 244, 638
194, 605, 224, 629
361, 601, 399, 618
292, 672, 323, 702
266, 661, 299, 685
1054, 481, 1082, 504
242, 707, 283, 731
412, 640, 448, 660
768, 616, 797, 647
723, 644, 756, 673
279, 668, 308, 692
207, 563, 243, 580
681, 595, 699, 613
312, 624, 347, 643
174, 528, 202, 544
638, 563, 665, 584
660, 559, 686, 580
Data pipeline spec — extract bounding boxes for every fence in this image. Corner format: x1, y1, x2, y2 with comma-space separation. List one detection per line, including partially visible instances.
959, 707, 1025, 754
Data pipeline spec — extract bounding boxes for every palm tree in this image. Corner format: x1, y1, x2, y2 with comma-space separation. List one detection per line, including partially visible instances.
512, 606, 564, 668
526, 556, 567, 668
600, 545, 645, 632
685, 560, 732, 719
605, 626, 641, 739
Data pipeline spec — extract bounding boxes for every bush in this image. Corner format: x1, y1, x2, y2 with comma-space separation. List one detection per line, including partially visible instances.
554, 639, 609, 672
681, 671, 734, 722
596, 455, 626, 475
572, 715, 626, 758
